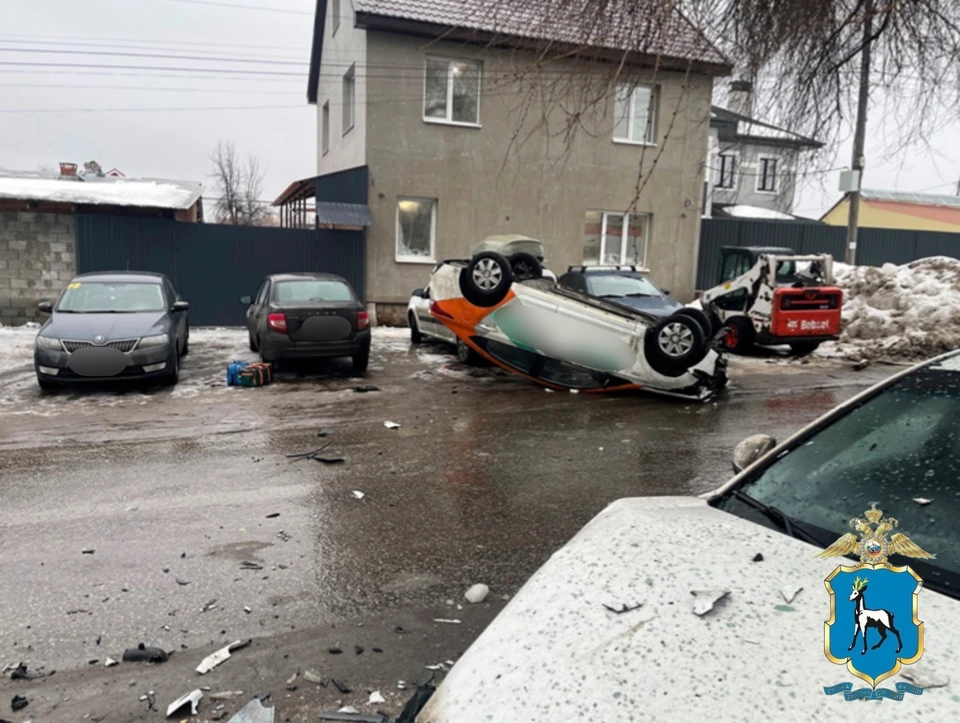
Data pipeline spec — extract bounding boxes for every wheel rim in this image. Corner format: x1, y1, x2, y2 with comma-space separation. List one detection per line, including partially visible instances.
472, 258, 503, 290
658, 322, 694, 357
457, 340, 469, 362
724, 325, 739, 349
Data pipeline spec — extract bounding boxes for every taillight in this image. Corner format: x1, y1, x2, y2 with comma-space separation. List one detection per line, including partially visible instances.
357, 310, 370, 331
267, 313, 287, 333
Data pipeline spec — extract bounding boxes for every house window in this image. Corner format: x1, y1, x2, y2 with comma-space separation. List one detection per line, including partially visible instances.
331, 0, 340, 34
613, 84, 657, 144
321, 101, 330, 156
342, 64, 355, 134
396, 197, 437, 262
716, 154, 736, 189
758, 157, 778, 192
424, 56, 481, 126
582, 211, 650, 266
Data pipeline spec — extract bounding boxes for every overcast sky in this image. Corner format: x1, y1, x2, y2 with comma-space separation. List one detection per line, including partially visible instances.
2, 0, 958, 216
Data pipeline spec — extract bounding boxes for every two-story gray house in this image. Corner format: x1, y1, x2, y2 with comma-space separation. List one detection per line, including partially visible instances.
291, 0, 730, 323
705, 80, 823, 218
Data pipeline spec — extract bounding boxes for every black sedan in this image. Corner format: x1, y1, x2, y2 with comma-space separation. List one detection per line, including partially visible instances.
242, 273, 370, 373
557, 266, 682, 317
34, 271, 189, 389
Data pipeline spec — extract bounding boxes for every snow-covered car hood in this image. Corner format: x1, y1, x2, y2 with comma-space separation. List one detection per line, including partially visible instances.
419, 497, 956, 722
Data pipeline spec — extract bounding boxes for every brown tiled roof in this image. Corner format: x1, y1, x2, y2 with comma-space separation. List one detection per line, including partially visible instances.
353, 0, 729, 68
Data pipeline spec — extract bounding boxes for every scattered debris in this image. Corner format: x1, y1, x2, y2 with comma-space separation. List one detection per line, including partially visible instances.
395, 682, 437, 723
383, 421, 401, 430
332, 679, 352, 694
780, 586, 803, 605
11, 695, 28, 712
692, 590, 730, 617
603, 602, 643, 615
328, 647, 343, 655
354, 385, 380, 393
433, 619, 461, 625
240, 561, 263, 571
266, 513, 280, 519
901, 665, 950, 689
226, 698, 275, 723
339, 707, 360, 715
315, 456, 345, 464
244, 606, 252, 614
286, 672, 298, 685
354, 645, 364, 655
209, 691, 244, 701
351, 491, 365, 500
105, 658, 119, 668
258, 691, 271, 703
464, 583, 489, 604
196, 639, 252, 675
201, 599, 218, 613
303, 671, 324, 685
372, 647, 383, 654
82, 548, 95, 555
176, 578, 191, 586
913, 497, 933, 506
318, 712, 387, 723
393, 626, 408, 635
122, 644, 169, 664
66, 609, 92, 615
368, 691, 385, 705
166, 689, 202, 717
752, 553, 764, 562
851, 359, 870, 371
317, 429, 333, 438
424, 664, 444, 671
8, 663, 43, 680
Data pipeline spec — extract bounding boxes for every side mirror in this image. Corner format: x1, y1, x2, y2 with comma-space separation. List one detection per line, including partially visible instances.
37, 301, 53, 314
412, 288, 425, 298
661, 288, 671, 296
172, 300, 189, 312
732, 434, 777, 473
240, 295, 252, 305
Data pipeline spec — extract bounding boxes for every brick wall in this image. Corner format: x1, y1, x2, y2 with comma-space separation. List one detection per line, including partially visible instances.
0, 211, 76, 326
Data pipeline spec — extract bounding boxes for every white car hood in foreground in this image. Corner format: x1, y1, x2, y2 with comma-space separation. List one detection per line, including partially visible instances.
419, 497, 956, 722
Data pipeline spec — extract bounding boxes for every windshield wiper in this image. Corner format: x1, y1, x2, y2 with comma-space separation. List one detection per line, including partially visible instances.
625, 292, 653, 297
596, 294, 625, 299
731, 489, 826, 547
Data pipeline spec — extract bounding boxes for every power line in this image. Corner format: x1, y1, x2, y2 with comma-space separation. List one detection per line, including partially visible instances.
159, 0, 313, 15
0, 43, 306, 63
0, 61, 304, 76
0, 68, 305, 82
0, 46, 308, 66
0, 83, 303, 94
0, 33, 308, 53
0, 104, 306, 114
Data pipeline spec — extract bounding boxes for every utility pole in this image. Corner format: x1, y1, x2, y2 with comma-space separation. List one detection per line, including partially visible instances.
845, 0, 874, 265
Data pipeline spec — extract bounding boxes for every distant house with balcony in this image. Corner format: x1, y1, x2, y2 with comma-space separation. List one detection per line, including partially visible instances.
278, 0, 732, 322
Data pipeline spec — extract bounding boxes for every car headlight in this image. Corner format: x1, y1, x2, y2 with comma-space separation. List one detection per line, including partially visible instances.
35, 335, 63, 351
138, 333, 170, 348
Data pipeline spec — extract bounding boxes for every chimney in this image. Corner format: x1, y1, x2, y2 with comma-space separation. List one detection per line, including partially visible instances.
59, 162, 78, 179
727, 80, 754, 118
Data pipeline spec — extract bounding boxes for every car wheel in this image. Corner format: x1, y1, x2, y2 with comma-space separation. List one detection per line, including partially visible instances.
672, 307, 717, 338
508, 252, 543, 282
164, 349, 181, 386
456, 338, 482, 365
459, 251, 513, 307
789, 341, 821, 356
352, 349, 370, 374
249, 329, 258, 352
721, 316, 755, 354
409, 313, 423, 344
181, 329, 190, 357
644, 314, 709, 376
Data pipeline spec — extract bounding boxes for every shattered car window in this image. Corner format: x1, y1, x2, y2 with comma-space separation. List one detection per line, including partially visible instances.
736, 366, 960, 585
275, 280, 353, 303
586, 273, 662, 298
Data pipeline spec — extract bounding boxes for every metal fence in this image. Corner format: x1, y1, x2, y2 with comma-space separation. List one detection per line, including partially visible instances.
697, 219, 960, 289
76, 214, 365, 326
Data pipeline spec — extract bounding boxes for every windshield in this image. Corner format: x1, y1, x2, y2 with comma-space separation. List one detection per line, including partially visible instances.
275, 280, 353, 303
721, 359, 960, 595
56, 282, 165, 313
586, 274, 662, 298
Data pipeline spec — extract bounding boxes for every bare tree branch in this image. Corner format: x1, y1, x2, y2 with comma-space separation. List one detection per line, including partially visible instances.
209, 141, 268, 226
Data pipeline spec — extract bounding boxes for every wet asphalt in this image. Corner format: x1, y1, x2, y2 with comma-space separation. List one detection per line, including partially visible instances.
0, 329, 896, 720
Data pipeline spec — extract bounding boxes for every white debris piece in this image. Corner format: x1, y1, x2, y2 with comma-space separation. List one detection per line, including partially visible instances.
368, 690, 386, 704
338, 706, 361, 714
464, 583, 489, 604
227, 698, 275, 723
913, 497, 933, 506
105, 658, 118, 667
196, 640, 250, 675
166, 689, 203, 717
303, 671, 324, 684
425, 663, 444, 671
433, 618, 461, 624
780, 585, 803, 604
691, 590, 730, 617
352, 490, 365, 500
384, 421, 401, 429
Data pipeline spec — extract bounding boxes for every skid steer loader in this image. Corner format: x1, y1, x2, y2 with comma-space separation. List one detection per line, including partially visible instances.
700, 246, 843, 355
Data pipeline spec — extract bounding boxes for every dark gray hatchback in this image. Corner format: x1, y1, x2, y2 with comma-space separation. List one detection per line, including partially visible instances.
242, 273, 371, 373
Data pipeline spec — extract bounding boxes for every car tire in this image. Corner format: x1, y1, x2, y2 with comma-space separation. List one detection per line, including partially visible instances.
459, 251, 513, 307
790, 341, 821, 356
352, 349, 370, 374
164, 349, 181, 386
644, 314, 709, 376
456, 338, 482, 366
508, 252, 543, 282
409, 313, 423, 344
181, 330, 190, 357
672, 307, 717, 339
721, 316, 755, 354
249, 330, 258, 352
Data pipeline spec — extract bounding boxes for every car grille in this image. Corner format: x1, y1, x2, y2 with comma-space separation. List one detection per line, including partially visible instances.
62, 339, 139, 353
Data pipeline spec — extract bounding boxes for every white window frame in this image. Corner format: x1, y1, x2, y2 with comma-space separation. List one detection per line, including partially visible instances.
422, 55, 482, 128
756, 155, 779, 194
342, 64, 355, 135
589, 211, 650, 267
331, 0, 340, 35
716, 152, 737, 189
612, 84, 658, 146
321, 101, 330, 156
395, 197, 437, 264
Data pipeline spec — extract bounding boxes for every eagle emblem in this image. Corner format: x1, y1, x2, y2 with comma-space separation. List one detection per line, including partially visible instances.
815, 503, 934, 566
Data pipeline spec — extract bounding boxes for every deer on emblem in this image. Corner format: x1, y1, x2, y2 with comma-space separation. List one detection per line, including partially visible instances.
847, 576, 902, 655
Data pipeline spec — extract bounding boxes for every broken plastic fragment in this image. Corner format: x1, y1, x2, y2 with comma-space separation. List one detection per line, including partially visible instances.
352, 490, 365, 500
384, 421, 401, 429
105, 658, 118, 667
424, 663, 444, 671
752, 553, 764, 562
209, 691, 244, 701
691, 590, 730, 617
196, 639, 252, 675
332, 678, 352, 694
226, 697, 275, 723
166, 689, 202, 717
201, 599, 218, 613
433, 618, 461, 624
780, 585, 803, 604
913, 497, 933, 506
340, 706, 360, 714
318, 712, 387, 723
303, 671, 324, 685
122, 644, 169, 664
240, 561, 263, 570
82, 548, 95, 554
603, 602, 643, 615
464, 583, 489, 604
368, 691, 385, 704
11, 694, 28, 711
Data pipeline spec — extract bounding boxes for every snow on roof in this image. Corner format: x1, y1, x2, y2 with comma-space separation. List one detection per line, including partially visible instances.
0, 174, 202, 210
722, 205, 795, 220
861, 189, 960, 209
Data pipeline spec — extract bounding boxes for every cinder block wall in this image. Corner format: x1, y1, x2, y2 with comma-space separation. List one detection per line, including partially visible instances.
0, 211, 77, 326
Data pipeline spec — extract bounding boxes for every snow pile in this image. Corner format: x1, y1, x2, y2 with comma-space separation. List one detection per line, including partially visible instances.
831, 256, 960, 362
